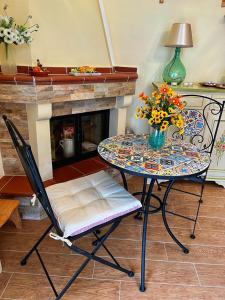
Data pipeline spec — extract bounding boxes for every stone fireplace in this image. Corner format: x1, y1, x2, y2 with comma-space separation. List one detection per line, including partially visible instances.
0, 66, 138, 180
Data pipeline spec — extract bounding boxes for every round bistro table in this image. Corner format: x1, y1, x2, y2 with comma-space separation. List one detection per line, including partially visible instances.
98, 134, 211, 292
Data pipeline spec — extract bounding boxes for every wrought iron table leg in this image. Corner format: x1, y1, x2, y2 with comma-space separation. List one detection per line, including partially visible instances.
120, 171, 128, 190
134, 178, 147, 220
140, 178, 155, 292
161, 180, 189, 254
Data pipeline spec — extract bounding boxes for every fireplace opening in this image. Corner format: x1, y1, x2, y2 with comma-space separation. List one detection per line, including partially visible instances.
50, 109, 109, 168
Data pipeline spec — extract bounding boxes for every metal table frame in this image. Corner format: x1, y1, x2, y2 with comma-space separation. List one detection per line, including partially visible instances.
99, 155, 209, 292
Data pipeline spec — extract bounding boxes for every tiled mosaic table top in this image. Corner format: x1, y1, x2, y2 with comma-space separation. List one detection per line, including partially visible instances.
98, 134, 211, 178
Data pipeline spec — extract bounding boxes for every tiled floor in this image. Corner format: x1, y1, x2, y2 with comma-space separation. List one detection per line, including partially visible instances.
0, 157, 108, 196
0, 159, 225, 299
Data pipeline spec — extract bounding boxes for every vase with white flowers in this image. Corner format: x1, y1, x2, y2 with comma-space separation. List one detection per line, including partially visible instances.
0, 4, 39, 74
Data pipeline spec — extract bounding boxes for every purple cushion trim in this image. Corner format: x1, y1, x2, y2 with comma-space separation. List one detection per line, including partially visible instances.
67, 203, 141, 238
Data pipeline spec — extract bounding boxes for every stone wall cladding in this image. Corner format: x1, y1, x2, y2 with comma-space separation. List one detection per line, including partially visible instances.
0, 103, 28, 175
52, 97, 116, 117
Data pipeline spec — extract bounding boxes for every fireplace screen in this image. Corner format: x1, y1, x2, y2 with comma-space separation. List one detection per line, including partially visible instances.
50, 110, 109, 167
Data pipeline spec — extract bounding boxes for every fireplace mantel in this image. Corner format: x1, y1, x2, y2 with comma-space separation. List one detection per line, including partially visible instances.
0, 66, 138, 180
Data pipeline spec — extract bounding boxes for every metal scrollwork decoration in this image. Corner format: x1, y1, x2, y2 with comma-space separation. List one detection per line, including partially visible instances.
175, 95, 225, 157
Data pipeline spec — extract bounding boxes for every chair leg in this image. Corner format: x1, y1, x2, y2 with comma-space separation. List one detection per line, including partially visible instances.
161, 180, 189, 254
190, 179, 205, 239
56, 221, 134, 300
36, 248, 58, 298
20, 224, 53, 266
93, 232, 121, 267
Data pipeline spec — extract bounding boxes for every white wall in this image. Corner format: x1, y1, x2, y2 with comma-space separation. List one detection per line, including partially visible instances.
103, 0, 225, 133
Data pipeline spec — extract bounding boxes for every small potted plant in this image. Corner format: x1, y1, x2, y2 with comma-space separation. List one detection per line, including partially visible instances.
135, 83, 185, 150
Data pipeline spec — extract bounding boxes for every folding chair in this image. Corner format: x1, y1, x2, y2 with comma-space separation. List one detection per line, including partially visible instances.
3, 115, 142, 300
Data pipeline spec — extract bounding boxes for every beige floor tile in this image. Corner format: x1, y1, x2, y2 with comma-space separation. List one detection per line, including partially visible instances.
0, 250, 93, 277
166, 243, 225, 264
137, 241, 167, 260
148, 226, 225, 247
97, 239, 140, 259
0, 272, 12, 296
2, 285, 54, 300
3, 274, 120, 300
62, 278, 120, 300
110, 223, 141, 240
97, 239, 167, 260
0, 232, 70, 255
147, 213, 200, 229
0, 219, 51, 234
195, 264, 225, 287
94, 258, 198, 285
120, 281, 225, 300
198, 217, 225, 231
172, 204, 225, 219
8, 273, 72, 290
201, 195, 225, 208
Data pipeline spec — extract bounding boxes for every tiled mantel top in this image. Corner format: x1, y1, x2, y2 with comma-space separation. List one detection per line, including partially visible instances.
0, 66, 138, 85
0, 66, 138, 104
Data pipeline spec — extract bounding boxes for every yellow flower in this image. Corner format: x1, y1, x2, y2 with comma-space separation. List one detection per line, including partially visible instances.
140, 112, 144, 119
162, 120, 169, 126
152, 91, 158, 98
176, 120, 184, 128
178, 114, 184, 121
160, 111, 168, 118
136, 107, 141, 113
154, 117, 161, 124
135, 113, 139, 119
160, 125, 167, 132
171, 116, 177, 125
168, 107, 174, 114
152, 109, 158, 118
179, 128, 184, 135
148, 118, 154, 125
167, 88, 175, 97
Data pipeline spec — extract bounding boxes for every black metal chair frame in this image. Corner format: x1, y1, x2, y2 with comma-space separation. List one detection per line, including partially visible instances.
157, 94, 225, 239
3, 116, 139, 300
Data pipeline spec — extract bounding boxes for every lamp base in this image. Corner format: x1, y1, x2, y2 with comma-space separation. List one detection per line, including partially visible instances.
163, 47, 186, 85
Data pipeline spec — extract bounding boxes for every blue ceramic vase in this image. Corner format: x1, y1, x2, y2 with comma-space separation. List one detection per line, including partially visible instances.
148, 128, 166, 151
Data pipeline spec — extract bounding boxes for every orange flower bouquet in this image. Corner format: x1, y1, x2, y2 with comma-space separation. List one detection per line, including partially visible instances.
135, 84, 186, 150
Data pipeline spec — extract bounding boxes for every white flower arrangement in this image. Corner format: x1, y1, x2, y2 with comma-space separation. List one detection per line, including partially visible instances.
0, 4, 38, 49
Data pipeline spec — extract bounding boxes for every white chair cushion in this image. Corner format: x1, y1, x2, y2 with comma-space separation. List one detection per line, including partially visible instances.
46, 171, 142, 238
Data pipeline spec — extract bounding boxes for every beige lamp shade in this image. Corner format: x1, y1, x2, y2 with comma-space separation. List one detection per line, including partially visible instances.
165, 23, 193, 48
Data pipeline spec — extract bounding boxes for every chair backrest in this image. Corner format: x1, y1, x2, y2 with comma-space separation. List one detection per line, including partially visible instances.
173, 94, 225, 156
2, 115, 62, 235
182, 109, 204, 137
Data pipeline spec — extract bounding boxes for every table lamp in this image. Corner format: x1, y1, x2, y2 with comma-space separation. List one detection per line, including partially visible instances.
163, 23, 193, 85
